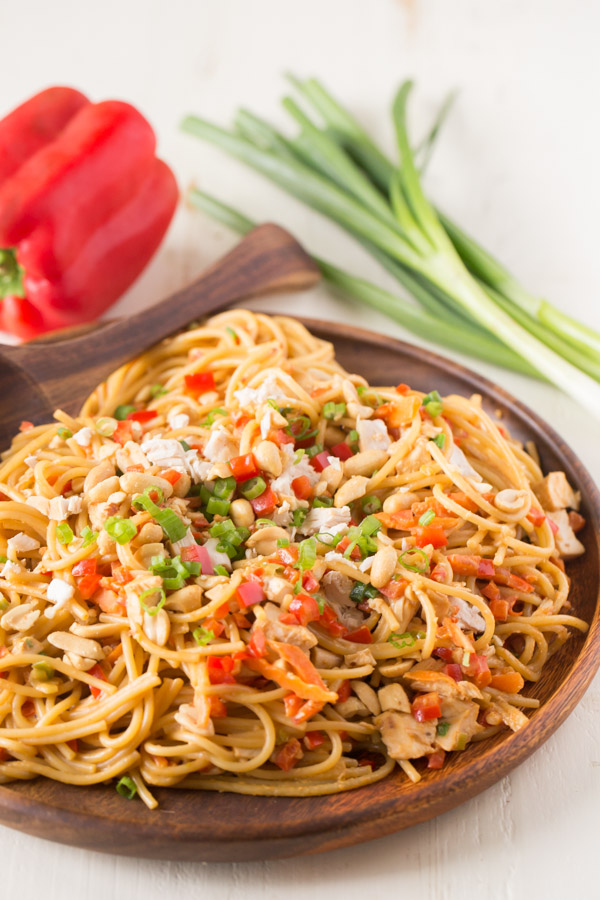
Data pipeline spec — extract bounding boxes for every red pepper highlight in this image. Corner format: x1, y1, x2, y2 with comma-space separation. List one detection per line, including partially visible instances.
0, 88, 177, 339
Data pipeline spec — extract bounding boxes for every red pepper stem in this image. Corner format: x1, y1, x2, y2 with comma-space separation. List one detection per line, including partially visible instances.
0, 248, 25, 299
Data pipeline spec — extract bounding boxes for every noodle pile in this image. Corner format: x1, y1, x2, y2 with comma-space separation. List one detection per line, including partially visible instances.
0, 310, 588, 807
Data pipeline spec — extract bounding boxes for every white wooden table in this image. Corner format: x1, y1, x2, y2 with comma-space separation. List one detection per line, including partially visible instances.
1, 1, 598, 897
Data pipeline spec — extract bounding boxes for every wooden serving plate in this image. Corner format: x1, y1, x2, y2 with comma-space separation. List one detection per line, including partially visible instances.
0, 316, 598, 861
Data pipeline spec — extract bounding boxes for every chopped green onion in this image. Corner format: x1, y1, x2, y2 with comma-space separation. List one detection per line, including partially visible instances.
149, 555, 192, 590
418, 509, 436, 527
179, 439, 192, 451
193, 627, 215, 645
436, 721, 450, 737
348, 429, 359, 450
0, 555, 7, 564
214, 565, 229, 577
312, 496, 333, 508
455, 733, 468, 751
422, 391, 443, 418
254, 519, 276, 529
388, 631, 416, 649
209, 519, 236, 539
56, 522, 74, 545
150, 384, 169, 398
305, 443, 323, 458
206, 496, 231, 517
315, 531, 342, 547
293, 449, 305, 463
277, 538, 290, 548
291, 508, 307, 528
104, 516, 137, 545
359, 515, 381, 537
139, 586, 166, 616
286, 415, 318, 442
114, 404, 136, 420
296, 537, 317, 571
322, 401, 346, 420
431, 433, 446, 449
226, 326, 239, 342
293, 579, 303, 594
356, 385, 366, 397
81, 526, 98, 548
202, 408, 227, 426
349, 582, 379, 602
57, 426, 72, 440
115, 776, 138, 799
361, 495, 382, 514
398, 548, 430, 573
214, 476, 236, 500
32, 661, 54, 681
132, 488, 187, 542
240, 477, 266, 499
266, 398, 280, 410
315, 594, 325, 613
95, 417, 116, 437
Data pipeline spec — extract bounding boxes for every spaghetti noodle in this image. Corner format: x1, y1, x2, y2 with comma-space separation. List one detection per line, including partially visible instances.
0, 311, 588, 807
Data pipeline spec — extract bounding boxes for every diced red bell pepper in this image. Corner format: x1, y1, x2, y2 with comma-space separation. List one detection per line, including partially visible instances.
160, 468, 182, 485
329, 441, 353, 461
395, 383, 411, 395
292, 475, 313, 500
311, 450, 332, 472
443, 663, 463, 682
269, 428, 295, 446
209, 697, 227, 718
184, 372, 216, 396
77, 573, 102, 600
336, 680, 352, 703
303, 730, 325, 750
447, 554, 495, 579
181, 543, 214, 576
247, 627, 267, 658
277, 545, 299, 566
489, 597, 510, 621
207, 655, 237, 685
113, 420, 134, 447
489, 671, 525, 693
72, 559, 97, 577
0, 94, 177, 339
112, 564, 133, 585
283, 693, 304, 719
302, 571, 320, 593
288, 593, 321, 626
430, 564, 448, 584
229, 453, 260, 483
427, 749, 446, 770
433, 646, 454, 662
318, 604, 348, 638
250, 485, 276, 516
411, 692, 442, 722
237, 581, 265, 609
344, 625, 373, 644
493, 567, 534, 594
88, 663, 107, 699
21, 700, 36, 718
379, 578, 408, 600
414, 525, 448, 549
273, 737, 304, 772
462, 653, 492, 688
126, 409, 157, 424
527, 507, 546, 527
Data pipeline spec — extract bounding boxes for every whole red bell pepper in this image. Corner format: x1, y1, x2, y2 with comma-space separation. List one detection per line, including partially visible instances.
0, 87, 178, 339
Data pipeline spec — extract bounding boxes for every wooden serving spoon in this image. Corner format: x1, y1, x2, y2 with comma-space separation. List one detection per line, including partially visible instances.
0, 224, 320, 450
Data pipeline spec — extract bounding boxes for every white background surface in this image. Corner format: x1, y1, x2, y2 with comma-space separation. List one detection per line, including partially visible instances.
1, 1, 599, 897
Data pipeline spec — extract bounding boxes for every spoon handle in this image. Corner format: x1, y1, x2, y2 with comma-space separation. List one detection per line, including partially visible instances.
1, 223, 320, 413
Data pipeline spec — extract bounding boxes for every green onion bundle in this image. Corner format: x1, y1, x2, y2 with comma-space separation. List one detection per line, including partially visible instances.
182, 76, 600, 418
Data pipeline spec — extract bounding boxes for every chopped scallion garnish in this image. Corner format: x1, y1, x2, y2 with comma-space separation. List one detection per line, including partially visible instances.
56, 522, 74, 545
115, 775, 138, 799
418, 509, 435, 527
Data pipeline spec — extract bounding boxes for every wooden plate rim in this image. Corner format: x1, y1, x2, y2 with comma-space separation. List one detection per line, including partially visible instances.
0, 315, 598, 859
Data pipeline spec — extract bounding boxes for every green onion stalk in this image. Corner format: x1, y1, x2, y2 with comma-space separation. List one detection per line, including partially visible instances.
182, 76, 600, 419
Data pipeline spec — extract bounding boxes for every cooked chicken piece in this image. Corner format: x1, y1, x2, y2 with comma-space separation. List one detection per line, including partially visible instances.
435, 697, 480, 751
322, 570, 364, 630
375, 710, 436, 759
534, 471, 580, 512
336, 696, 370, 718
487, 698, 529, 732
546, 510, 585, 559
253, 603, 317, 654
378, 682, 411, 713
352, 681, 381, 715
388, 594, 419, 633
312, 647, 343, 668
404, 669, 483, 701
344, 648, 376, 668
